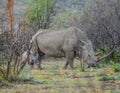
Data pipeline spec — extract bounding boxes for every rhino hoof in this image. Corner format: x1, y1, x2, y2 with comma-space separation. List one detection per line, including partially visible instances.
71, 67, 75, 70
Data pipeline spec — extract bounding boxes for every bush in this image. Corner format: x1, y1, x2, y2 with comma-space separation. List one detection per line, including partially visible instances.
112, 90, 120, 93
26, 0, 56, 30
110, 60, 120, 72
78, 0, 120, 50
97, 49, 120, 64
50, 10, 81, 28
98, 73, 120, 81
112, 50, 120, 62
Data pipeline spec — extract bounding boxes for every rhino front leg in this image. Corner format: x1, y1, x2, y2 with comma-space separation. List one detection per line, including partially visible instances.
63, 61, 69, 69
65, 51, 75, 69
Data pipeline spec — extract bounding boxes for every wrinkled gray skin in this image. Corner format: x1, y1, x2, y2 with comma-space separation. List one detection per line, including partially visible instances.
27, 27, 98, 69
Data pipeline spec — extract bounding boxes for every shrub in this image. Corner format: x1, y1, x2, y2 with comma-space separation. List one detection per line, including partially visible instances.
110, 60, 120, 72
78, 0, 120, 50
97, 72, 120, 81
26, 0, 56, 30
50, 10, 81, 28
112, 90, 120, 93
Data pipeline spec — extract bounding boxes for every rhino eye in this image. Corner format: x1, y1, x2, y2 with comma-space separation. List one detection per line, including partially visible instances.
88, 55, 91, 59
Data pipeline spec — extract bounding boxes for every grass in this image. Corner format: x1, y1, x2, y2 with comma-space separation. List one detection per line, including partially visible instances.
0, 58, 120, 93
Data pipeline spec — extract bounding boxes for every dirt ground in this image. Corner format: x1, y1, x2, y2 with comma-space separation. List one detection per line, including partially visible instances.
0, 59, 120, 93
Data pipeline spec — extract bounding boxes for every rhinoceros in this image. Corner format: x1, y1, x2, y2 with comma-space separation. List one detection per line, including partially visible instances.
23, 27, 98, 69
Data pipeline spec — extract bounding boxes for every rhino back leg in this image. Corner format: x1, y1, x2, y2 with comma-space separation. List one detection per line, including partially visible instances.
64, 50, 75, 69
36, 48, 45, 70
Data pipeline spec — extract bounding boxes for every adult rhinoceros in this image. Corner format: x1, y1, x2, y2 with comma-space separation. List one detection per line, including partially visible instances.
23, 27, 98, 69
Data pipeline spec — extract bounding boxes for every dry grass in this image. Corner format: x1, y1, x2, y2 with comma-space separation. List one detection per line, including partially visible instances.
0, 58, 119, 93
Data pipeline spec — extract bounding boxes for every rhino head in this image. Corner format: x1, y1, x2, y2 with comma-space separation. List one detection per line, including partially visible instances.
80, 40, 98, 67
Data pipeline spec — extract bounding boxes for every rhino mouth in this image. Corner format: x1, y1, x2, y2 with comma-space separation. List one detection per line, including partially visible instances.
87, 62, 98, 68
30, 59, 35, 65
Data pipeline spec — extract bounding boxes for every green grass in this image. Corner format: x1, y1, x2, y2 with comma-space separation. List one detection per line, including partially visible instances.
0, 59, 119, 93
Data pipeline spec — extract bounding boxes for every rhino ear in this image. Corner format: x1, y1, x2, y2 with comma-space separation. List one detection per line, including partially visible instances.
79, 40, 86, 48
80, 40, 86, 44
